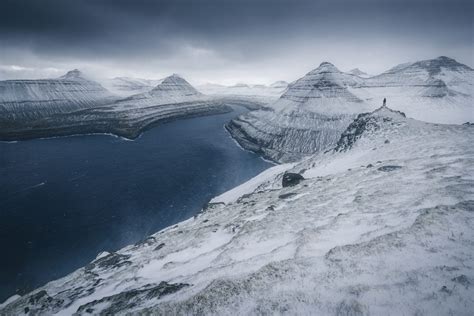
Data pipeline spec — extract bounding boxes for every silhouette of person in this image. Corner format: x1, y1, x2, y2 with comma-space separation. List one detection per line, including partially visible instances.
383, 98, 386, 107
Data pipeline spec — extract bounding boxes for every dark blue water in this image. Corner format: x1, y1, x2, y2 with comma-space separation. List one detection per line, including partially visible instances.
0, 107, 271, 302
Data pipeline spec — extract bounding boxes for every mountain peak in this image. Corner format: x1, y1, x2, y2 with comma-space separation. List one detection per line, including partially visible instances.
349, 68, 369, 77
305, 62, 342, 77
60, 69, 85, 80
150, 74, 201, 97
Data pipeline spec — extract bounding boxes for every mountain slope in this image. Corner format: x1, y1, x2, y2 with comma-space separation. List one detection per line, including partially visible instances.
226, 62, 373, 162
102, 77, 163, 96
2, 106, 472, 315
196, 81, 288, 101
228, 57, 474, 162
0, 69, 116, 120
0, 74, 234, 141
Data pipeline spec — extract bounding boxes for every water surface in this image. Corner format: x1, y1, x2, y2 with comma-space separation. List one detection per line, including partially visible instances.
0, 107, 271, 301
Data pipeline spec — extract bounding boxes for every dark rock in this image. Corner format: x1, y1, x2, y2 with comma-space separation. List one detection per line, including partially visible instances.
440, 285, 452, 295
452, 275, 470, 288
134, 236, 156, 247
378, 165, 402, 172
86, 252, 132, 271
282, 172, 305, 187
76, 281, 189, 314
279, 193, 298, 199
384, 139, 390, 144
366, 164, 373, 168
154, 243, 165, 251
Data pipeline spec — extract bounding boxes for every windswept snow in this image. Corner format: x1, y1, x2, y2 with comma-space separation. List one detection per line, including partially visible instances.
2, 106, 473, 315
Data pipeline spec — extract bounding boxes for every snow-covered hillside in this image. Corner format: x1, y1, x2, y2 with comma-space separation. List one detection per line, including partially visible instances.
349, 68, 371, 78
197, 81, 288, 101
0, 70, 116, 120
228, 57, 474, 162
226, 62, 373, 162
102, 77, 163, 96
0, 74, 235, 141
2, 106, 472, 315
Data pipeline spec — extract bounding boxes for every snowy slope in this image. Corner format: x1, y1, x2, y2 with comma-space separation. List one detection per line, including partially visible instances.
228, 57, 474, 163
110, 74, 207, 111
2, 106, 473, 315
0, 74, 237, 141
102, 77, 164, 96
0, 70, 116, 120
227, 62, 373, 162
196, 81, 288, 101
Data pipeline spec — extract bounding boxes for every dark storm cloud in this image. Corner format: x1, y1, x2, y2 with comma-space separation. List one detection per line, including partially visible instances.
0, 0, 472, 82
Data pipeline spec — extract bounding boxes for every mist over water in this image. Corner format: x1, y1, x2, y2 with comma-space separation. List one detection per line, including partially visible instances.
0, 106, 271, 301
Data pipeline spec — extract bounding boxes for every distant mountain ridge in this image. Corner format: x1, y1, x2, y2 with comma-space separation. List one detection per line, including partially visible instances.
103, 77, 163, 96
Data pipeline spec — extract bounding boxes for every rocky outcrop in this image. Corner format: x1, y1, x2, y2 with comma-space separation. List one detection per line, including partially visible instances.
282, 172, 304, 187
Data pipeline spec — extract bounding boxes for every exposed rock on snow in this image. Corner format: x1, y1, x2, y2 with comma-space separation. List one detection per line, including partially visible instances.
0, 69, 116, 121
282, 172, 304, 187
2, 106, 473, 315
228, 57, 474, 162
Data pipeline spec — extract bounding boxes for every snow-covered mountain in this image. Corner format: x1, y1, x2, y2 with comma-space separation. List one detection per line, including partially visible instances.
112, 74, 204, 109
0, 69, 116, 121
196, 81, 288, 100
0, 74, 234, 141
102, 77, 164, 96
349, 68, 370, 78
2, 106, 472, 315
228, 57, 474, 162
227, 62, 373, 162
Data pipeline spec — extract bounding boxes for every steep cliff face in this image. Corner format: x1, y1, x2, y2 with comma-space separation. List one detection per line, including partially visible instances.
2, 106, 472, 315
228, 57, 474, 163
0, 70, 116, 120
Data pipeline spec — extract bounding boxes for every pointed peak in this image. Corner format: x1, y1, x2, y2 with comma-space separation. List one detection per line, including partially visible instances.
60, 69, 85, 80
161, 73, 187, 83
150, 73, 201, 96
349, 68, 369, 77
308, 62, 342, 75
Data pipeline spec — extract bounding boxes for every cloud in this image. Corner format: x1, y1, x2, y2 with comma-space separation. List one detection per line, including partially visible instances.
0, 0, 472, 83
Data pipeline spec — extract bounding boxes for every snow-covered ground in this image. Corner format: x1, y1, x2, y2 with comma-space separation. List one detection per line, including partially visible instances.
2, 106, 472, 315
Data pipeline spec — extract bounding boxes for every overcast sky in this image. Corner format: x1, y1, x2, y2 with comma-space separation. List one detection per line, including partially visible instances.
0, 0, 472, 84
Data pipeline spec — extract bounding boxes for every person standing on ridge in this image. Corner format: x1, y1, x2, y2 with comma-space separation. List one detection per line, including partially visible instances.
383, 98, 386, 107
